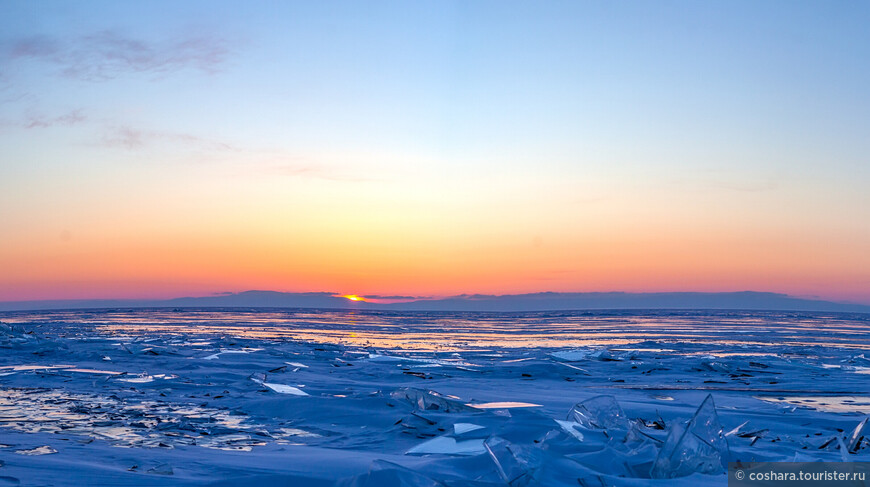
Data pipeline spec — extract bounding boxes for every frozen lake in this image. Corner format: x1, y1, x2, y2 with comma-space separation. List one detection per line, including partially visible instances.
1, 309, 869, 485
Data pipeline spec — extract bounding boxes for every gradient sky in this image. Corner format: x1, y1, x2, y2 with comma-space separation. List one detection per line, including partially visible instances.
1, 1, 869, 303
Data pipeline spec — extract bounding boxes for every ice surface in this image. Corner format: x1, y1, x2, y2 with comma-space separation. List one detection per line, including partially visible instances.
569, 443, 659, 479
203, 348, 262, 360
453, 423, 485, 435
755, 396, 870, 414
369, 353, 477, 369
0, 365, 73, 371
468, 402, 542, 409
343, 460, 442, 487
550, 349, 593, 361
259, 382, 309, 396
64, 368, 123, 375
0, 386, 308, 451
14, 446, 56, 456
566, 395, 631, 430
2, 309, 870, 485
650, 394, 730, 478
118, 373, 167, 383
406, 436, 486, 455
146, 464, 174, 475
791, 451, 821, 462
199, 433, 267, 452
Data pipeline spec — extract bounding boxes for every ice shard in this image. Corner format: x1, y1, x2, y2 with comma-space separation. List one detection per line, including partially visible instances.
146, 464, 174, 476
484, 436, 537, 486
453, 423, 485, 435
390, 388, 473, 413
569, 443, 659, 479
624, 421, 665, 447
566, 395, 631, 430
650, 394, 730, 478
555, 420, 585, 441
345, 460, 442, 487
847, 417, 867, 453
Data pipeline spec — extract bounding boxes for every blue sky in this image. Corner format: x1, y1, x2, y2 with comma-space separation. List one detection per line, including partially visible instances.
1, 1, 869, 302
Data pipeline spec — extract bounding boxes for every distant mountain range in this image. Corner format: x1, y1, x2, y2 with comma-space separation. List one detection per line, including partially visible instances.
1, 290, 869, 313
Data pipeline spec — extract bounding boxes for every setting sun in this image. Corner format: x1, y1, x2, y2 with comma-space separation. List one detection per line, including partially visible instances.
340, 294, 366, 302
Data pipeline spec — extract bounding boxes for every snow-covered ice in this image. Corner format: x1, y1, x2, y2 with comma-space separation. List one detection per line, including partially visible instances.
259, 382, 309, 396
0, 309, 869, 485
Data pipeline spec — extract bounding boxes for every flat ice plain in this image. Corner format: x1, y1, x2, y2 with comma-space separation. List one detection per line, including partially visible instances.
1, 309, 869, 486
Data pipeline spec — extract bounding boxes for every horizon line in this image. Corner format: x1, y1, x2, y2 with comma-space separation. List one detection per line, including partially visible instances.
2, 289, 869, 313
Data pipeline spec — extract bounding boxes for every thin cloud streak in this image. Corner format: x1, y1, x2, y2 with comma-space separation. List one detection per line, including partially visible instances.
363, 295, 433, 300
100, 125, 238, 151
23, 109, 86, 129
97, 124, 380, 183
4, 31, 230, 81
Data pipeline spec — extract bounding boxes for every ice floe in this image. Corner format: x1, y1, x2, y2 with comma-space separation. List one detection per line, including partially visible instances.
406, 436, 486, 455
260, 382, 309, 396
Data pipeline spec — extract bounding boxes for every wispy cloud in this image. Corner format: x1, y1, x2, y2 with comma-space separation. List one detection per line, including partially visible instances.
0, 108, 85, 132
4, 31, 229, 81
97, 125, 375, 182
23, 109, 86, 129
363, 294, 432, 300
100, 125, 237, 151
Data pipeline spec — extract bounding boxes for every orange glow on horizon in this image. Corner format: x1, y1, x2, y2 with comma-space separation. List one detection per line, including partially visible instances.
1, 170, 869, 305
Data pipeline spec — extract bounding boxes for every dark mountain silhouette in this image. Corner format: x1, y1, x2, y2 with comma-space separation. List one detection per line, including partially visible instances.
1, 290, 868, 313
387, 291, 870, 312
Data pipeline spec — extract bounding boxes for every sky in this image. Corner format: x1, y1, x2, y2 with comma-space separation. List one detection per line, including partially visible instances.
1, 1, 869, 304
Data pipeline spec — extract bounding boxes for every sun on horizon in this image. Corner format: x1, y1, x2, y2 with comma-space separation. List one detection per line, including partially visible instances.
340, 294, 367, 302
